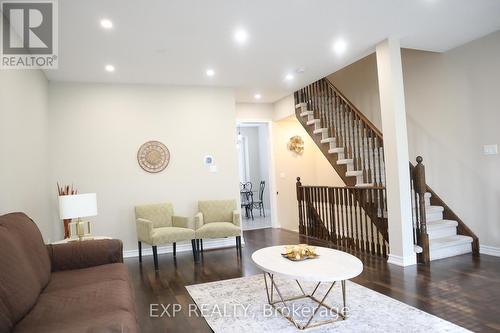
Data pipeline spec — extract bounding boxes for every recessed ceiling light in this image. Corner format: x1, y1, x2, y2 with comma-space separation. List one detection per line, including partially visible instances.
254, 93, 262, 100
100, 19, 113, 29
285, 74, 294, 81
234, 28, 249, 44
206, 68, 215, 77
105, 64, 115, 72
332, 39, 347, 55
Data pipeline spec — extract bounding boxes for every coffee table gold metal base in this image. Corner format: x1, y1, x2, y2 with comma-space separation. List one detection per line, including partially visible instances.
263, 272, 347, 330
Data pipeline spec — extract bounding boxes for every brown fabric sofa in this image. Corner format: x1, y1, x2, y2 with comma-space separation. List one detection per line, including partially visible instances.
0, 213, 138, 333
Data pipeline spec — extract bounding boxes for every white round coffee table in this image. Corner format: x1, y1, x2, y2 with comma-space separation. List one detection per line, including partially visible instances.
251, 245, 363, 330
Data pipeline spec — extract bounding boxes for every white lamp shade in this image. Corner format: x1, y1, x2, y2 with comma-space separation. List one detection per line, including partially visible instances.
58, 193, 98, 220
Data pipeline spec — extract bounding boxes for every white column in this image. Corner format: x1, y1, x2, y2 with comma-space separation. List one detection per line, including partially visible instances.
376, 38, 416, 266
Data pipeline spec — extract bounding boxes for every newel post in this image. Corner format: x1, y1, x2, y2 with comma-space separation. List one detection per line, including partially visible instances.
296, 177, 304, 234
414, 156, 430, 264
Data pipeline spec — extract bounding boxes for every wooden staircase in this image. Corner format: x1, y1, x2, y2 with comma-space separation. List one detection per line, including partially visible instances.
294, 78, 478, 263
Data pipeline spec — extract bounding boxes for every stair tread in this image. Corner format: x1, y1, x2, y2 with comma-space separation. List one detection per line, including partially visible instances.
299, 111, 313, 117
355, 183, 374, 188
346, 170, 363, 177
328, 147, 344, 154
295, 102, 307, 108
306, 119, 320, 125
321, 137, 335, 143
337, 158, 353, 165
430, 235, 473, 249
313, 128, 328, 134
414, 205, 444, 213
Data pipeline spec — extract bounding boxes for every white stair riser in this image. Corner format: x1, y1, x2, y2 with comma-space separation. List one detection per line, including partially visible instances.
427, 226, 457, 240
426, 211, 443, 222
430, 242, 472, 261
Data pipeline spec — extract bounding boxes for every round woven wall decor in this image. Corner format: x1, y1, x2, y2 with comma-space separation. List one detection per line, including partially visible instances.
137, 141, 170, 173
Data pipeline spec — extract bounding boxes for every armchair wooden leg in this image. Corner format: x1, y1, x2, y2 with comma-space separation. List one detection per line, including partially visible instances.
152, 245, 159, 271
200, 239, 204, 253
191, 239, 197, 261
173, 242, 176, 257
138, 241, 142, 263
236, 236, 242, 253
196, 239, 200, 253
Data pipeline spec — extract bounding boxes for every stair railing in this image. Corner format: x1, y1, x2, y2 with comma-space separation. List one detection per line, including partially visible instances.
296, 177, 389, 258
410, 156, 479, 258
295, 78, 385, 187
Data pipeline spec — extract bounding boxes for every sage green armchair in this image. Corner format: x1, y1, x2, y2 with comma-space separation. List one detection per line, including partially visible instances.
135, 202, 196, 270
194, 199, 242, 254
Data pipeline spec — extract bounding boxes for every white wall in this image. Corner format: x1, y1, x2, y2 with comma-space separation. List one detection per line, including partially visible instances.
272, 117, 344, 231
0, 70, 52, 241
48, 82, 239, 250
329, 30, 500, 249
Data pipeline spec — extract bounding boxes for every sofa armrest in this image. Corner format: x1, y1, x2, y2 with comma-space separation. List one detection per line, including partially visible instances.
172, 215, 194, 230
194, 212, 204, 230
47, 239, 123, 272
232, 209, 241, 227
136, 218, 153, 243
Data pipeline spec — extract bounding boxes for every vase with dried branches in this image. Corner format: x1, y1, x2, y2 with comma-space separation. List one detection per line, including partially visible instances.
57, 183, 77, 239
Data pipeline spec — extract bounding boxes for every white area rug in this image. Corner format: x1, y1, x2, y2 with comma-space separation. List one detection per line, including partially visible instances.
186, 275, 470, 333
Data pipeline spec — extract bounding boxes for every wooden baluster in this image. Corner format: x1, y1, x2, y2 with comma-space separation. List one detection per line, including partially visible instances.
328, 82, 334, 139
320, 186, 325, 239
368, 189, 376, 255
376, 138, 383, 186
342, 100, 348, 159
358, 122, 366, 183
325, 82, 332, 138
328, 187, 335, 241
374, 190, 381, 256
344, 188, 349, 248
348, 189, 355, 249
333, 92, 338, 146
322, 82, 327, 134
296, 177, 303, 234
335, 187, 341, 245
354, 114, 362, 171
350, 108, 356, 162
353, 189, 361, 251
361, 189, 369, 251
366, 129, 373, 184
414, 156, 430, 264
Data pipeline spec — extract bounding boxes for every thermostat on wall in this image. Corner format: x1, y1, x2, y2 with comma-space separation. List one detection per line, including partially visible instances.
204, 155, 215, 166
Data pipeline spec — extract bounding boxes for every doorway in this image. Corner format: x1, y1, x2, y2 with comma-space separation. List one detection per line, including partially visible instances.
237, 122, 273, 230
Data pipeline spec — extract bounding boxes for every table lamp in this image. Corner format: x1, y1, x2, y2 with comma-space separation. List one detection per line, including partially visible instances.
58, 193, 98, 240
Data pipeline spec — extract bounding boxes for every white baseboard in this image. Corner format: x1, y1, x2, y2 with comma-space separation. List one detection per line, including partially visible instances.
387, 253, 417, 267
480, 244, 500, 257
123, 237, 245, 258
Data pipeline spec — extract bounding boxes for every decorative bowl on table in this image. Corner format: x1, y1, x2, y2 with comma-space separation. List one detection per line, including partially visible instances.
281, 244, 319, 261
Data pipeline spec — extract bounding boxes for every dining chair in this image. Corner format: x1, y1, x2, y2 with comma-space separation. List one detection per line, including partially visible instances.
253, 181, 266, 217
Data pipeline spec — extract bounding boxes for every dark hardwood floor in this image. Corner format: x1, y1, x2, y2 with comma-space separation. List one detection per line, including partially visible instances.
125, 228, 500, 333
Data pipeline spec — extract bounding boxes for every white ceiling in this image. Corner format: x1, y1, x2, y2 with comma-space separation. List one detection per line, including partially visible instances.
46, 0, 500, 103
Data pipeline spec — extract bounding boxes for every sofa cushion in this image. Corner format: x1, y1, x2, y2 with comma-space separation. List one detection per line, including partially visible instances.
198, 200, 236, 223
152, 227, 195, 245
195, 222, 241, 239
135, 203, 173, 228
14, 263, 137, 333
0, 213, 51, 331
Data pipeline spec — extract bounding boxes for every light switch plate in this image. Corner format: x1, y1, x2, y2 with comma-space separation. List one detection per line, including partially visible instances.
483, 144, 498, 155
